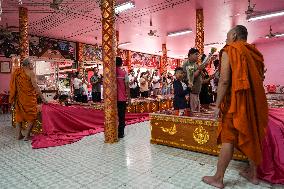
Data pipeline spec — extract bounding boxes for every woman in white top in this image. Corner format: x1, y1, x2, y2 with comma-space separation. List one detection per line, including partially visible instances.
73, 72, 83, 102
152, 70, 161, 96
139, 72, 149, 98
81, 77, 89, 103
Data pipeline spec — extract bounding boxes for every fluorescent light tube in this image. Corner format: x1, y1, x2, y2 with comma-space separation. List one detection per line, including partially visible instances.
247, 10, 284, 21
204, 42, 224, 47
118, 42, 131, 46
115, 1, 135, 14
265, 33, 284, 38
275, 33, 284, 37
167, 29, 192, 37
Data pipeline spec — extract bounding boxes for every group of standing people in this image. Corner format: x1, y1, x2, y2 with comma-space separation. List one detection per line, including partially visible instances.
73, 58, 130, 138
173, 48, 219, 115
72, 67, 103, 103
128, 69, 174, 98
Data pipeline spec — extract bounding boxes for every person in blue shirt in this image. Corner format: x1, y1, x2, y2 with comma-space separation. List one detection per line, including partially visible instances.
173, 67, 189, 116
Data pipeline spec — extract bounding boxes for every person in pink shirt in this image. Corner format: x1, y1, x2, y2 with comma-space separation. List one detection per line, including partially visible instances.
116, 57, 131, 138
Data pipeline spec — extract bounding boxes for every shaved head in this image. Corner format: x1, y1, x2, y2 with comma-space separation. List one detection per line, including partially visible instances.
232, 25, 248, 40
22, 58, 31, 67
226, 25, 248, 44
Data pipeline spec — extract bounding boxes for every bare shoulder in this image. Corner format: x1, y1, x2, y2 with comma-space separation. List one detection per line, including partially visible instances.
221, 51, 230, 65
221, 51, 229, 59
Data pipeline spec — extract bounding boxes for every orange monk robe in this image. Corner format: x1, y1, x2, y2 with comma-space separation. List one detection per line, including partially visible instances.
9, 68, 38, 122
218, 41, 268, 165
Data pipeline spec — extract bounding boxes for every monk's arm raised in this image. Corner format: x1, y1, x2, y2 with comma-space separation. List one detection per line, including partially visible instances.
30, 72, 47, 103
216, 52, 231, 108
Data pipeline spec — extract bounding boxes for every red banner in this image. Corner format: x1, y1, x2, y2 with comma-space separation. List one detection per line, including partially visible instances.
130, 51, 160, 68
167, 58, 179, 70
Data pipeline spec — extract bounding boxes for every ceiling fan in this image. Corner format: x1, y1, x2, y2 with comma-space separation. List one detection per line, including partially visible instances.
134, 15, 160, 37
230, 0, 262, 19
261, 26, 284, 39
155, 49, 171, 54
147, 15, 159, 37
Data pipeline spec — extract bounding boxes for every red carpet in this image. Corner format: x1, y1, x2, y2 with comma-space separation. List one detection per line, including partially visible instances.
32, 104, 149, 149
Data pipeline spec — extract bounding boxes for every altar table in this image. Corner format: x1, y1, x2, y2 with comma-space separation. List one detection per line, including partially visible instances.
150, 108, 284, 184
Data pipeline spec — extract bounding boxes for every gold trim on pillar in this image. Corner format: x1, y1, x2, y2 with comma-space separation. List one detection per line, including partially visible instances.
126, 50, 131, 71
160, 44, 167, 74
19, 7, 29, 62
77, 42, 84, 74
101, 0, 118, 143
195, 9, 204, 64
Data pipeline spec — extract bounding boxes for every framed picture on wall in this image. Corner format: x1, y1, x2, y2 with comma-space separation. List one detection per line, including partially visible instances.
0, 61, 11, 73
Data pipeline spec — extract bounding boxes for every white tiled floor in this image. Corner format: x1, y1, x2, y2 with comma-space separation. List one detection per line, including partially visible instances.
0, 114, 283, 189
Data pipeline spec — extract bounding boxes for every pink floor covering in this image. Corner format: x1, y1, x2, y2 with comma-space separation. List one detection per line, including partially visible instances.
32, 104, 149, 149
258, 108, 284, 184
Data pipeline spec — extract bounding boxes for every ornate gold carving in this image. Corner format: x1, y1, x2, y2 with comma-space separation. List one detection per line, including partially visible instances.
160, 124, 177, 135
151, 138, 246, 159
152, 103, 156, 111
150, 114, 218, 126
140, 106, 145, 113
160, 44, 167, 74
193, 126, 209, 144
101, 0, 118, 143
19, 7, 29, 62
195, 9, 204, 64
150, 114, 247, 161
77, 42, 84, 74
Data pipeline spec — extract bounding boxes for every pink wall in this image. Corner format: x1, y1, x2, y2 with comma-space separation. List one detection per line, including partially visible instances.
256, 40, 284, 86
0, 56, 11, 93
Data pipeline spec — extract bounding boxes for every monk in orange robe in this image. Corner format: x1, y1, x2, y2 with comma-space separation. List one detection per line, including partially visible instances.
202, 25, 268, 188
9, 58, 47, 140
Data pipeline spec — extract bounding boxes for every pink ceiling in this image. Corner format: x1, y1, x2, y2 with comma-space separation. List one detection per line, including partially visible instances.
1, 0, 284, 58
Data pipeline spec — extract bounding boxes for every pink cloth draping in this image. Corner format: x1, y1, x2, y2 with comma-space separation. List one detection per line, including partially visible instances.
32, 104, 149, 149
258, 108, 284, 184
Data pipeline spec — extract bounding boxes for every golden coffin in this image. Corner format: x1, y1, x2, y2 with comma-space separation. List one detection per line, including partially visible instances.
150, 113, 247, 161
